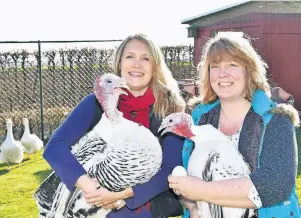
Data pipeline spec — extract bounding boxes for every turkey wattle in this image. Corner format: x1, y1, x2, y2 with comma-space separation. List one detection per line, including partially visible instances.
159, 112, 255, 218
35, 73, 162, 218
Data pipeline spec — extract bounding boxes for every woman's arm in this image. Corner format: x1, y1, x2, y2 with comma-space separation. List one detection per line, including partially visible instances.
249, 114, 296, 206
169, 113, 296, 208
181, 197, 200, 218
169, 175, 255, 208
43, 93, 97, 191
125, 133, 184, 209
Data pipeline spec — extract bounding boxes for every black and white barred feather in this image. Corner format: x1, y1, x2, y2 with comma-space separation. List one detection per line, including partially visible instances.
34, 113, 162, 218
35, 73, 162, 218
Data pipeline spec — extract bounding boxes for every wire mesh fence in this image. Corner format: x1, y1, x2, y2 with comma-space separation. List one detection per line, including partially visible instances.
0, 40, 197, 143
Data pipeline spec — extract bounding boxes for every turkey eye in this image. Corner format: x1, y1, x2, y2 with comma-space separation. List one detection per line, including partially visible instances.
169, 119, 173, 123
107, 80, 112, 83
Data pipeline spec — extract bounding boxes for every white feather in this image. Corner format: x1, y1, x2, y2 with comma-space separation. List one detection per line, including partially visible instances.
21, 118, 43, 154
1, 119, 24, 170
188, 124, 254, 218
48, 74, 162, 218
161, 113, 255, 218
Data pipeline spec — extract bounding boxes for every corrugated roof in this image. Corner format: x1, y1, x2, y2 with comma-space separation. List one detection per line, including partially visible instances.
181, 0, 252, 24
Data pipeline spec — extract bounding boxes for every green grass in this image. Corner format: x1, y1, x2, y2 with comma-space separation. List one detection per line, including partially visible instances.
0, 129, 301, 218
0, 150, 52, 218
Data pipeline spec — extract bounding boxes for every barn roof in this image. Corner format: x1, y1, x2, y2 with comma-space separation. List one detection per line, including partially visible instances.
181, 0, 251, 24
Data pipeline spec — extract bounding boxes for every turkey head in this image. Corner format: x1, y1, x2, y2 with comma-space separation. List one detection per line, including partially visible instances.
158, 112, 195, 139
94, 73, 129, 121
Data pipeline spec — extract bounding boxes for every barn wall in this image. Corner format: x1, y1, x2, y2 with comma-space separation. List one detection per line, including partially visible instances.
192, 12, 301, 111
262, 15, 301, 110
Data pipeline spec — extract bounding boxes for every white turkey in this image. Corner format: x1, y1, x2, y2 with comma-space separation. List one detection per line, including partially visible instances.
159, 112, 255, 218
34, 73, 162, 218
0, 119, 24, 171
20, 118, 43, 154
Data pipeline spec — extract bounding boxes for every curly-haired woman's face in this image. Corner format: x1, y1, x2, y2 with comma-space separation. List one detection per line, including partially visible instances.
209, 60, 247, 101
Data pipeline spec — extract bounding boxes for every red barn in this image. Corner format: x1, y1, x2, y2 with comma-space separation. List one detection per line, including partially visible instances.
182, 0, 301, 111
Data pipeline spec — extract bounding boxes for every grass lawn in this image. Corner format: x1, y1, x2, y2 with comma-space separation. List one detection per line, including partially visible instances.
0, 129, 301, 218
0, 150, 52, 218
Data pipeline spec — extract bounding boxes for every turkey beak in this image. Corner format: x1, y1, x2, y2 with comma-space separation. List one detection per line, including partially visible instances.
158, 124, 169, 136
115, 81, 130, 95
120, 80, 130, 90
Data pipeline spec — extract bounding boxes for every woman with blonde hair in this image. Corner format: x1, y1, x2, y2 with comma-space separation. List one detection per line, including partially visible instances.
41, 33, 185, 218
113, 33, 185, 116
168, 32, 300, 218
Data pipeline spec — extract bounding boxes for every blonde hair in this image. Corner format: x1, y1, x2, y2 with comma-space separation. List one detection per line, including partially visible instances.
191, 32, 270, 106
113, 33, 185, 117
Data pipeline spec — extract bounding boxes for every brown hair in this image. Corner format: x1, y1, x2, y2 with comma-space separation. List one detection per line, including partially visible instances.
190, 32, 270, 106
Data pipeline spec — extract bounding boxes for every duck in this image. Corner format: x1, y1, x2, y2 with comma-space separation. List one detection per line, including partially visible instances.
0, 119, 24, 171
20, 118, 43, 154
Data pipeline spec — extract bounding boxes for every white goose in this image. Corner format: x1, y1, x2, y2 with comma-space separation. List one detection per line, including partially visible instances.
0, 119, 24, 171
20, 118, 43, 154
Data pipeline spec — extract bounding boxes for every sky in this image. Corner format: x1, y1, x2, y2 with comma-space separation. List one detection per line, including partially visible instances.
0, 0, 243, 49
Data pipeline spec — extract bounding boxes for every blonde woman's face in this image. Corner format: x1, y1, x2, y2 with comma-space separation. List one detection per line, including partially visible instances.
209, 60, 247, 101
120, 39, 153, 97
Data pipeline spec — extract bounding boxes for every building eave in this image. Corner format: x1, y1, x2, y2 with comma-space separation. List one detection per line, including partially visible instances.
181, 0, 252, 24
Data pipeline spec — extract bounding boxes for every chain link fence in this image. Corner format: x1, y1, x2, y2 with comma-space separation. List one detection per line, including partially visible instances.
0, 40, 197, 143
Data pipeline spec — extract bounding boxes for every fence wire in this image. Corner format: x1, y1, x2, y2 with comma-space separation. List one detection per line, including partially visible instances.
0, 41, 197, 143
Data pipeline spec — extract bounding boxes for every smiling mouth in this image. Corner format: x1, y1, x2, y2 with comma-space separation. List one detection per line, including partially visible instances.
129, 72, 144, 77
218, 82, 233, 86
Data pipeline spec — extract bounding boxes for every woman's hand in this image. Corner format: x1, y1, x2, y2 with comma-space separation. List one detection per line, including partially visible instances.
181, 196, 199, 218
84, 187, 122, 207
168, 175, 204, 201
76, 175, 99, 194
190, 205, 200, 218
102, 202, 118, 210
102, 200, 126, 210
84, 187, 132, 208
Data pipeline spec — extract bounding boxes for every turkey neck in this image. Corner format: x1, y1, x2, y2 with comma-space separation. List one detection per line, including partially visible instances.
102, 93, 122, 122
